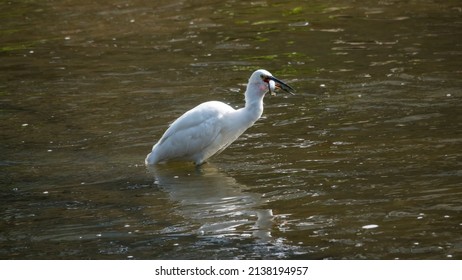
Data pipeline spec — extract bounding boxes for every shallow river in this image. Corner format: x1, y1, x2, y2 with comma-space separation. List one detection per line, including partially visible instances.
1, 0, 461, 259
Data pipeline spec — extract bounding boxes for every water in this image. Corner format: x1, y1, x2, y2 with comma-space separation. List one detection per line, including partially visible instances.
1, 0, 461, 259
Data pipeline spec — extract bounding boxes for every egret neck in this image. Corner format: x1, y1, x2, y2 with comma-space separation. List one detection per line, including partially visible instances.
241, 79, 267, 127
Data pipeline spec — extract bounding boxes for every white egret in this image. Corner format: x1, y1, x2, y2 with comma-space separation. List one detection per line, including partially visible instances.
145, 69, 294, 165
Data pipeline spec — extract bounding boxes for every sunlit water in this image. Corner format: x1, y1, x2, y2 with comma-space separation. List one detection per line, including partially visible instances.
1, 0, 461, 259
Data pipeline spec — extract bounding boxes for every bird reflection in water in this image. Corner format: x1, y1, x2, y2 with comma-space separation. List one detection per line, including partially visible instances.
146, 163, 274, 242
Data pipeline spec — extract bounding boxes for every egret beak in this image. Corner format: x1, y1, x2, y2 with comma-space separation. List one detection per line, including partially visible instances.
267, 76, 295, 95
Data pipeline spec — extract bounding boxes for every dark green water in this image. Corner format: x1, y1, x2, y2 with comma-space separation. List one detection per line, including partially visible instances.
1, 0, 461, 259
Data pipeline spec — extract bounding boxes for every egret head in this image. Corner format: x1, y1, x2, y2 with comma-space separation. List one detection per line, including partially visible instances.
248, 69, 295, 96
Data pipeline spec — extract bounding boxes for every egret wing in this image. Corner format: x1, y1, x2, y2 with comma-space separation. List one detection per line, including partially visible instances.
153, 101, 235, 161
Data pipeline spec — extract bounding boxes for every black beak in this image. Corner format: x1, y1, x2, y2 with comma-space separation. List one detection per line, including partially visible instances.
268, 76, 295, 95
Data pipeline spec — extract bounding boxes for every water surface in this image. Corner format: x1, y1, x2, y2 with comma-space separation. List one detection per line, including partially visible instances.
1, 0, 461, 259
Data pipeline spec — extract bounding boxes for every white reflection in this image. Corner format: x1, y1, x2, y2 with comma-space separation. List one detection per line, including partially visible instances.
147, 163, 273, 242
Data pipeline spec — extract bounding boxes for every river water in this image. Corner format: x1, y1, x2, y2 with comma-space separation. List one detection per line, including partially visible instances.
1, 0, 461, 259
